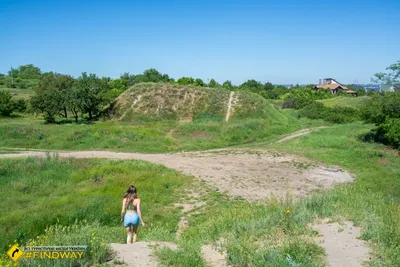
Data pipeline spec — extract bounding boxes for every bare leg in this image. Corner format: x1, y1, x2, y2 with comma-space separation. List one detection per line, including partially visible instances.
132, 225, 138, 243
126, 227, 131, 244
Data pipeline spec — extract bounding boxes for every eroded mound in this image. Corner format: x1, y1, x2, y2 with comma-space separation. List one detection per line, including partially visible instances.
109, 83, 275, 122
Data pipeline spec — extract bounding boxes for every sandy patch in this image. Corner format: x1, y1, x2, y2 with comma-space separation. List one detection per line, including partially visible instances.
312, 219, 370, 267
0, 149, 353, 201
201, 238, 230, 267
108, 242, 177, 267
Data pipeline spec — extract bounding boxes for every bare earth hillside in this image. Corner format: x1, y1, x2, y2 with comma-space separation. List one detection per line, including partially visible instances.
110, 83, 280, 122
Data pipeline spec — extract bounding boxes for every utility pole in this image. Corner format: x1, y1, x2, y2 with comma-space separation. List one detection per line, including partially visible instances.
10, 65, 14, 85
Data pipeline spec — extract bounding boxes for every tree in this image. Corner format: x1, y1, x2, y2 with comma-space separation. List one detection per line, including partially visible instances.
120, 73, 136, 86
177, 77, 194, 85
208, 79, 220, 88
239, 79, 262, 93
31, 87, 62, 123
194, 78, 204, 87
32, 72, 74, 118
222, 80, 233, 89
0, 90, 14, 117
56, 74, 75, 117
30, 72, 73, 122
8, 64, 41, 79
373, 60, 400, 91
143, 68, 163, 83
74, 73, 105, 120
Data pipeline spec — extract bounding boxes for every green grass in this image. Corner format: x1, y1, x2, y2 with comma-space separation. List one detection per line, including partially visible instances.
0, 110, 322, 152
156, 122, 400, 266
0, 87, 34, 100
2, 109, 400, 265
318, 96, 370, 109
0, 156, 190, 266
1, 122, 400, 266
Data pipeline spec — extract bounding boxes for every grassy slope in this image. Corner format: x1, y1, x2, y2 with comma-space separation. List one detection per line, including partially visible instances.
112, 83, 280, 122
0, 87, 34, 100
0, 156, 190, 265
318, 96, 370, 109
0, 100, 321, 153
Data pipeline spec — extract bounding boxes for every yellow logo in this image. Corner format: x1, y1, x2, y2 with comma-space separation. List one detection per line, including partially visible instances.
7, 245, 24, 262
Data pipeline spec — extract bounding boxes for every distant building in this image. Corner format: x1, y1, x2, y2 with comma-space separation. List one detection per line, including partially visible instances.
380, 84, 395, 92
313, 78, 357, 96
363, 84, 381, 91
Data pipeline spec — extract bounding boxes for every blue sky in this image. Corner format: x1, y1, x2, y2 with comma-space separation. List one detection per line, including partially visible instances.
0, 0, 399, 85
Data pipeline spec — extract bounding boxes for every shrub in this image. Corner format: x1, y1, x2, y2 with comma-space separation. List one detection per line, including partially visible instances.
364, 119, 400, 149
281, 99, 296, 109
298, 101, 360, 124
0, 90, 14, 117
297, 102, 326, 119
13, 99, 27, 112
360, 93, 400, 149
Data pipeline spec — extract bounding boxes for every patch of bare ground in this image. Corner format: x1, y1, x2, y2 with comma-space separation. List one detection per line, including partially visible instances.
0, 149, 354, 201
174, 201, 206, 237
276, 127, 328, 143
201, 238, 230, 267
108, 242, 177, 267
311, 218, 371, 267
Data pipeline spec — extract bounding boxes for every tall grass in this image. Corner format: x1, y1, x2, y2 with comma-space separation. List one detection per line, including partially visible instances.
0, 111, 321, 152
318, 96, 370, 110
0, 155, 189, 265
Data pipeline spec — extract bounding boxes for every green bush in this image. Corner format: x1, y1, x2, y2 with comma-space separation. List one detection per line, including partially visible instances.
281, 99, 296, 109
282, 88, 334, 109
298, 101, 360, 124
13, 99, 27, 112
0, 90, 14, 117
360, 93, 400, 149
297, 102, 326, 119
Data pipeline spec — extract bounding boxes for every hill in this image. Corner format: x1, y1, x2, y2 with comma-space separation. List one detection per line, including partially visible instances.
110, 83, 285, 122
0, 87, 34, 100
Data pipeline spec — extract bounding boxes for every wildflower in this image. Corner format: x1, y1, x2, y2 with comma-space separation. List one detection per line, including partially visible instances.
285, 208, 291, 213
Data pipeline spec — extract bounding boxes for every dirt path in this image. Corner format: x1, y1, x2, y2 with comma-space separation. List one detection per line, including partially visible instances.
0, 148, 353, 201
276, 126, 329, 143
312, 219, 370, 267
108, 242, 177, 266
119, 95, 142, 120
225, 91, 235, 122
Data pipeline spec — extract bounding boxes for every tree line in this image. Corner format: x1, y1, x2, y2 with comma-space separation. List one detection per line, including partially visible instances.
1, 62, 399, 122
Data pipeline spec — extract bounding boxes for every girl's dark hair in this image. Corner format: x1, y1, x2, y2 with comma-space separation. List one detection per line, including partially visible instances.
124, 185, 138, 205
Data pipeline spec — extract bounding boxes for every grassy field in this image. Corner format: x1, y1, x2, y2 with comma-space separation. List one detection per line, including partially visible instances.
0, 156, 190, 266
2, 92, 400, 266
0, 111, 325, 153
0, 87, 34, 100
1, 122, 400, 266
318, 96, 370, 109
155, 122, 400, 266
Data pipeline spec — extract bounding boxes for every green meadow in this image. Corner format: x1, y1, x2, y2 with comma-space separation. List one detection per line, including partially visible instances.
0, 155, 190, 266
1, 95, 400, 266
0, 111, 324, 153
